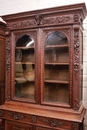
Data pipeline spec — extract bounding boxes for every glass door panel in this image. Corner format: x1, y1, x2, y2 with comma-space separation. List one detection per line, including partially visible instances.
44, 31, 69, 104
15, 35, 35, 101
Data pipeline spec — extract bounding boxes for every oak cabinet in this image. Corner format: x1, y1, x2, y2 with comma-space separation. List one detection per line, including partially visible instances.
0, 3, 86, 130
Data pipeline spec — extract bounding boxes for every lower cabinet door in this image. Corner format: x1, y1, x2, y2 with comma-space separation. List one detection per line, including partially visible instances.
5, 120, 33, 130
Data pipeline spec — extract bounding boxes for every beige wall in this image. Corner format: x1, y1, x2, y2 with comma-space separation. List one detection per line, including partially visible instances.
0, 0, 87, 129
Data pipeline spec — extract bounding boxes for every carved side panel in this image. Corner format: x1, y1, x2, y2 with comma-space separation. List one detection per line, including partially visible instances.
6, 34, 11, 101
73, 26, 80, 110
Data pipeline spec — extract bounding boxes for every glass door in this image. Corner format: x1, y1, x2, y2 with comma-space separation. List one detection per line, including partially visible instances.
15, 34, 35, 102
44, 31, 69, 105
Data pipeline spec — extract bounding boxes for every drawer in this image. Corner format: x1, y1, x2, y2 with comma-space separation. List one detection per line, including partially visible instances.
5, 120, 33, 130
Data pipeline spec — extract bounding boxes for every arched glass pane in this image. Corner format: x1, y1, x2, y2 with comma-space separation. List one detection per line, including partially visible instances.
44, 31, 69, 104
15, 35, 35, 101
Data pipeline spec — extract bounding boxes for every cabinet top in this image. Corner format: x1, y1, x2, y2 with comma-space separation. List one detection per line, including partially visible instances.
2, 3, 87, 30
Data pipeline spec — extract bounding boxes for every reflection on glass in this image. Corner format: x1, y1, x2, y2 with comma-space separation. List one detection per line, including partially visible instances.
45, 32, 67, 45
16, 35, 34, 47
44, 31, 69, 104
15, 35, 35, 101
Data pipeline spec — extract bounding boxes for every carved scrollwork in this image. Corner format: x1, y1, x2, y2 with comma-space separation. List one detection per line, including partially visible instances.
8, 112, 25, 120
41, 15, 72, 25
43, 118, 67, 127
11, 19, 36, 29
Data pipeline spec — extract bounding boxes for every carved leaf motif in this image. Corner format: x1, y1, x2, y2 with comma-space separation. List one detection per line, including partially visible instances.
41, 15, 72, 25
11, 20, 36, 28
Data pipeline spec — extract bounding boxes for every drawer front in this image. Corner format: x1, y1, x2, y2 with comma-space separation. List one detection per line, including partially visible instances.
4, 110, 72, 129
5, 120, 33, 130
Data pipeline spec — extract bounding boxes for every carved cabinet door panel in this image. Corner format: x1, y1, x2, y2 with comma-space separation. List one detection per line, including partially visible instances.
5, 120, 33, 130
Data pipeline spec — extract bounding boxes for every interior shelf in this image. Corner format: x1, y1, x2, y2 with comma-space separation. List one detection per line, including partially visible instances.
15, 62, 35, 64
16, 46, 34, 49
45, 44, 69, 48
44, 79, 69, 84
45, 62, 69, 65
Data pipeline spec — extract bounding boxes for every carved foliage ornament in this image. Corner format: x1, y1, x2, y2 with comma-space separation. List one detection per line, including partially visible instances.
6, 37, 11, 74
8, 112, 25, 120
73, 29, 79, 79
43, 118, 68, 128
7, 14, 76, 30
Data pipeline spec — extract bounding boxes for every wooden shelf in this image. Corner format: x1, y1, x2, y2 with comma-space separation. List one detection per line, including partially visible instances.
45, 44, 69, 49
15, 62, 35, 64
45, 62, 69, 65
15, 77, 34, 83
16, 46, 34, 49
44, 79, 69, 84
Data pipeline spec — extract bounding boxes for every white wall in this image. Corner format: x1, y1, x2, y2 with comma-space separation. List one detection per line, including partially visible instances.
0, 0, 87, 129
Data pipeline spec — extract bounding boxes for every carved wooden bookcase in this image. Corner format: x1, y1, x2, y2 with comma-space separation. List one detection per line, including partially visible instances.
0, 3, 86, 130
